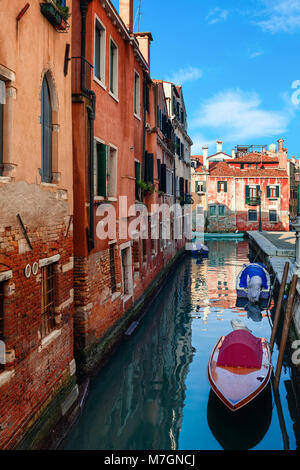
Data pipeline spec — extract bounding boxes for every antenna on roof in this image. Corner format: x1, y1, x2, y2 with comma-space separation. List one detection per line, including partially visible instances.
133, 0, 142, 32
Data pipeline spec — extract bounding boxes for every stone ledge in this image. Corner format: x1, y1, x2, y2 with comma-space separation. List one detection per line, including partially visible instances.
0, 369, 15, 388
38, 329, 62, 352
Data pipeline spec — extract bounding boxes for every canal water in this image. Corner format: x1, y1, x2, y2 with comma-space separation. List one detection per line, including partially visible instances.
63, 239, 299, 450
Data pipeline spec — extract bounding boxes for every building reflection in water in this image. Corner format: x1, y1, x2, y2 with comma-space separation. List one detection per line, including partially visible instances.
64, 260, 194, 450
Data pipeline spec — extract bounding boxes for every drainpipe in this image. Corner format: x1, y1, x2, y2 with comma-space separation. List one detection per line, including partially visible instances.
80, 0, 96, 252
142, 70, 148, 183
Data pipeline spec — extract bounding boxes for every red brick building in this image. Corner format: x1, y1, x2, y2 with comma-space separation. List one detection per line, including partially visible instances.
0, 0, 76, 449
191, 140, 289, 232
71, 0, 191, 375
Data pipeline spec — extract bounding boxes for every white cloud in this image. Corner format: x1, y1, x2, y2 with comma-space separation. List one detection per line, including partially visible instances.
190, 88, 290, 144
249, 50, 264, 59
205, 8, 229, 25
255, 0, 300, 33
166, 67, 202, 86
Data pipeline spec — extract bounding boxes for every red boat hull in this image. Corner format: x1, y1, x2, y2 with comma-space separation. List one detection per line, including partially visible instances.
207, 335, 272, 411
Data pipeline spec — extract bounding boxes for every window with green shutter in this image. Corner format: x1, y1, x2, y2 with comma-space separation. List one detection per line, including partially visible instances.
218, 205, 225, 216
217, 181, 227, 192
195, 181, 199, 192
209, 205, 216, 216
135, 160, 141, 200
267, 185, 280, 199
94, 141, 107, 197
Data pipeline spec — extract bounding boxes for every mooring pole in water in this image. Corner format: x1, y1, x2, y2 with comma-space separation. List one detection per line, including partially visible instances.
271, 372, 290, 450
270, 261, 290, 353
273, 273, 298, 391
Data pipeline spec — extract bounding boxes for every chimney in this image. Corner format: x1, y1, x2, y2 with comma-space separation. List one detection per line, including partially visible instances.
277, 138, 287, 170
232, 149, 235, 158
216, 140, 223, 153
277, 138, 284, 153
202, 145, 208, 169
134, 32, 153, 67
119, 0, 133, 32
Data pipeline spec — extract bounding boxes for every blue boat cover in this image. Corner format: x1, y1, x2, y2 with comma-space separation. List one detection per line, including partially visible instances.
238, 264, 268, 290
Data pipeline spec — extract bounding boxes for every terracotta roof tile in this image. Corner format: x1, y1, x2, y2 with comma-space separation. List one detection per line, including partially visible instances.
231, 152, 278, 163
208, 160, 288, 178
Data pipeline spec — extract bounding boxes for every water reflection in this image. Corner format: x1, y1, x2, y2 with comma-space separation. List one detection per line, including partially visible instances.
64, 261, 194, 450
207, 385, 273, 450
63, 240, 299, 450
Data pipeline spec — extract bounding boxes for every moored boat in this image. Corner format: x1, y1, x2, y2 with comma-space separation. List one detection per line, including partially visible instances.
236, 263, 271, 303
207, 329, 272, 411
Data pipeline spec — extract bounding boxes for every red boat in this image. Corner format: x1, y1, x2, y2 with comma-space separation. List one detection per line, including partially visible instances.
207, 329, 272, 411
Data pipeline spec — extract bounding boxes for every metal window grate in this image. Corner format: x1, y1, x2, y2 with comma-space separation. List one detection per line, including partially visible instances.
109, 245, 117, 294
41, 264, 56, 338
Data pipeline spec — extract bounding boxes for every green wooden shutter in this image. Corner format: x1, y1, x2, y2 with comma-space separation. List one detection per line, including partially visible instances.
217, 181, 220, 192
157, 159, 161, 190
276, 185, 280, 197
135, 161, 141, 200
195, 181, 199, 192
224, 181, 227, 192
245, 185, 250, 203
161, 163, 167, 193
146, 153, 154, 183
97, 143, 107, 197
267, 185, 270, 198
203, 181, 206, 192
256, 185, 260, 199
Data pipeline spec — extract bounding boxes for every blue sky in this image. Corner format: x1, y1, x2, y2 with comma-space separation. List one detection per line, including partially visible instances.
113, 0, 300, 157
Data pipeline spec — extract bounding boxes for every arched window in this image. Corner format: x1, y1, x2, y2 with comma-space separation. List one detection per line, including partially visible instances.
41, 75, 52, 183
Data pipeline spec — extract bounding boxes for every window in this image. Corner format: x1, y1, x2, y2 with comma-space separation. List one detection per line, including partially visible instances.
109, 39, 118, 97
41, 75, 52, 183
209, 205, 216, 216
135, 160, 141, 200
269, 210, 277, 222
121, 247, 132, 296
109, 244, 117, 293
107, 146, 117, 197
245, 185, 260, 204
94, 18, 105, 85
94, 141, 117, 198
240, 164, 244, 169
166, 169, 173, 196
218, 205, 225, 216
144, 152, 153, 183
217, 181, 227, 192
41, 264, 56, 338
267, 185, 280, 199
248, 210, 257, 221
132, 240, 140, 275
134, 71, 140, 117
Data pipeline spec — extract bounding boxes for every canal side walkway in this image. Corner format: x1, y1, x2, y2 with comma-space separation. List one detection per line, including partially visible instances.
247, 230, 300, 403
247, 231, 296, 286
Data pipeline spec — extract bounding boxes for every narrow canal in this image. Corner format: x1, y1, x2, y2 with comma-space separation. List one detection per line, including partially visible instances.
63, 239, 299, 450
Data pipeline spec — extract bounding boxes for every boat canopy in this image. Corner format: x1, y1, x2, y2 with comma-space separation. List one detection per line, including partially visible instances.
216, 330, 263, 369
238, 263, 269, 290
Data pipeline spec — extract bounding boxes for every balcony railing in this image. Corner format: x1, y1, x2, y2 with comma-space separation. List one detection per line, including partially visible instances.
71, 56, 93, 96
246, 197, 260, 206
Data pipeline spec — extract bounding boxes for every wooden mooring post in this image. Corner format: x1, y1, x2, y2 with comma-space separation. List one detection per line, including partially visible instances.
273, 273, 298, 391
269, 261, 290, 353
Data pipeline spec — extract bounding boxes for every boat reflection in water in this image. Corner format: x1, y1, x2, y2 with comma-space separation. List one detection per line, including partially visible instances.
207, 383, 273, 450
63, 261, 194, 450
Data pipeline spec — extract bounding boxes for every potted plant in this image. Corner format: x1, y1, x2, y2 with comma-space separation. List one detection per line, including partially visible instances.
40, 1, 70, 30
136, 180, 155, 195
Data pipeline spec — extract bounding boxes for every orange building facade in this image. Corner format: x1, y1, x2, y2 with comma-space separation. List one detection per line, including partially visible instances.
71, 0, 191, 375
0, 1, 76, 449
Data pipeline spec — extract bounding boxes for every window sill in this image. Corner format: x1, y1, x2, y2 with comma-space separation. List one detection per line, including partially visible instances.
111, 291, 121, 302
122, 294, 132, 304
0, 369, 15, 388
0, 176, 12, 183
93, 76, 106, 91
134, 113, 141, 121
40, 182, 58, 188
38, 329, 61, 352
109, 91, 119, 103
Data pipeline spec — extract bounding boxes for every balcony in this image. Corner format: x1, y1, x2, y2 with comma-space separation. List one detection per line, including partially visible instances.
71, 56, 93, 96
246, 197, 260, 206
40, 1, 70, 32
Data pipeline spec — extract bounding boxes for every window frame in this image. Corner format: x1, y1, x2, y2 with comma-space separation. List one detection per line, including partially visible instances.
133, 70, 141, 118
218, 205, 225, 216
94, 15, 106, 89
209, 205, 217, 217
248, 209, 258, 222
109, 37, 118, 100
269, 209, 277, 223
